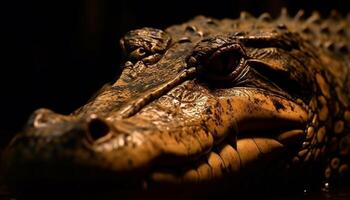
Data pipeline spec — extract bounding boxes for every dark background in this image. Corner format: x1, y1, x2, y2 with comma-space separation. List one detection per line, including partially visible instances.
1, 0, 349, 148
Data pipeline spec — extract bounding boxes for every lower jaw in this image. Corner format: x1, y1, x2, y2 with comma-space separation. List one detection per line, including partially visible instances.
10, 151, 304, 200
146, 126, 306, 185
7, 126, 305, 198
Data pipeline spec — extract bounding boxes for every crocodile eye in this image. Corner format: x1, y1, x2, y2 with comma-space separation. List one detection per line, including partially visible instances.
120, 27, 171, 64
209, 44, 245, 74
197, 43, 247, 82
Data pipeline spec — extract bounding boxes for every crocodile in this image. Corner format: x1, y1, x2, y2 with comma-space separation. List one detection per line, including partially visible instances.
3, 10, 350, 199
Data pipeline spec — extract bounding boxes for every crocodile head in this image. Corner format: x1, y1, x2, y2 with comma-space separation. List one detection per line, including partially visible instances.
3, 14, 350, 198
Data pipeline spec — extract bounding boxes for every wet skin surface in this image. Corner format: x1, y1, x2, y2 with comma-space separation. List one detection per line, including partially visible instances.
2, 10, 350, 199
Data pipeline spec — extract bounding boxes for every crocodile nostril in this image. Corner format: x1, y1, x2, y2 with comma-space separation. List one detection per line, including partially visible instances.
87, 116, 110, 142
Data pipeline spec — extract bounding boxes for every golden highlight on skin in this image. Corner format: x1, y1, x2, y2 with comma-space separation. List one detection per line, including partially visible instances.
3, 10, 350, 198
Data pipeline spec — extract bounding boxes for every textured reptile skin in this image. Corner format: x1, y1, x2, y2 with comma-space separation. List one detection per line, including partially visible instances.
3, 10, 350, 198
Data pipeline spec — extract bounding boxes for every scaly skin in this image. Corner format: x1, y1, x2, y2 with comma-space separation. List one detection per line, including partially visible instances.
3, 10, 350, 198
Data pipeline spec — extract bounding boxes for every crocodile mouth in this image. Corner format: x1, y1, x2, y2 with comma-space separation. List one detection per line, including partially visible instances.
104, 102, 306, 188
85, 72, 306, 165
3, 59, 309, 199
3, 118, 306, 199
2, 69, 308, 198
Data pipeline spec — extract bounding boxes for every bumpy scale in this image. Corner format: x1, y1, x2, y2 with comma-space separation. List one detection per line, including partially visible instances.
3, 9, 350, 199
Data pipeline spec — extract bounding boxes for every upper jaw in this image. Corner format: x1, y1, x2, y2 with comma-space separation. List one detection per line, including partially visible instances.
3, 79, 309, 194
88, 81, 309, 172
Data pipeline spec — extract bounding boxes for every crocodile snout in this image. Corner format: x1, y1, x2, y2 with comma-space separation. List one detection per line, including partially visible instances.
24, 108, 112, 143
